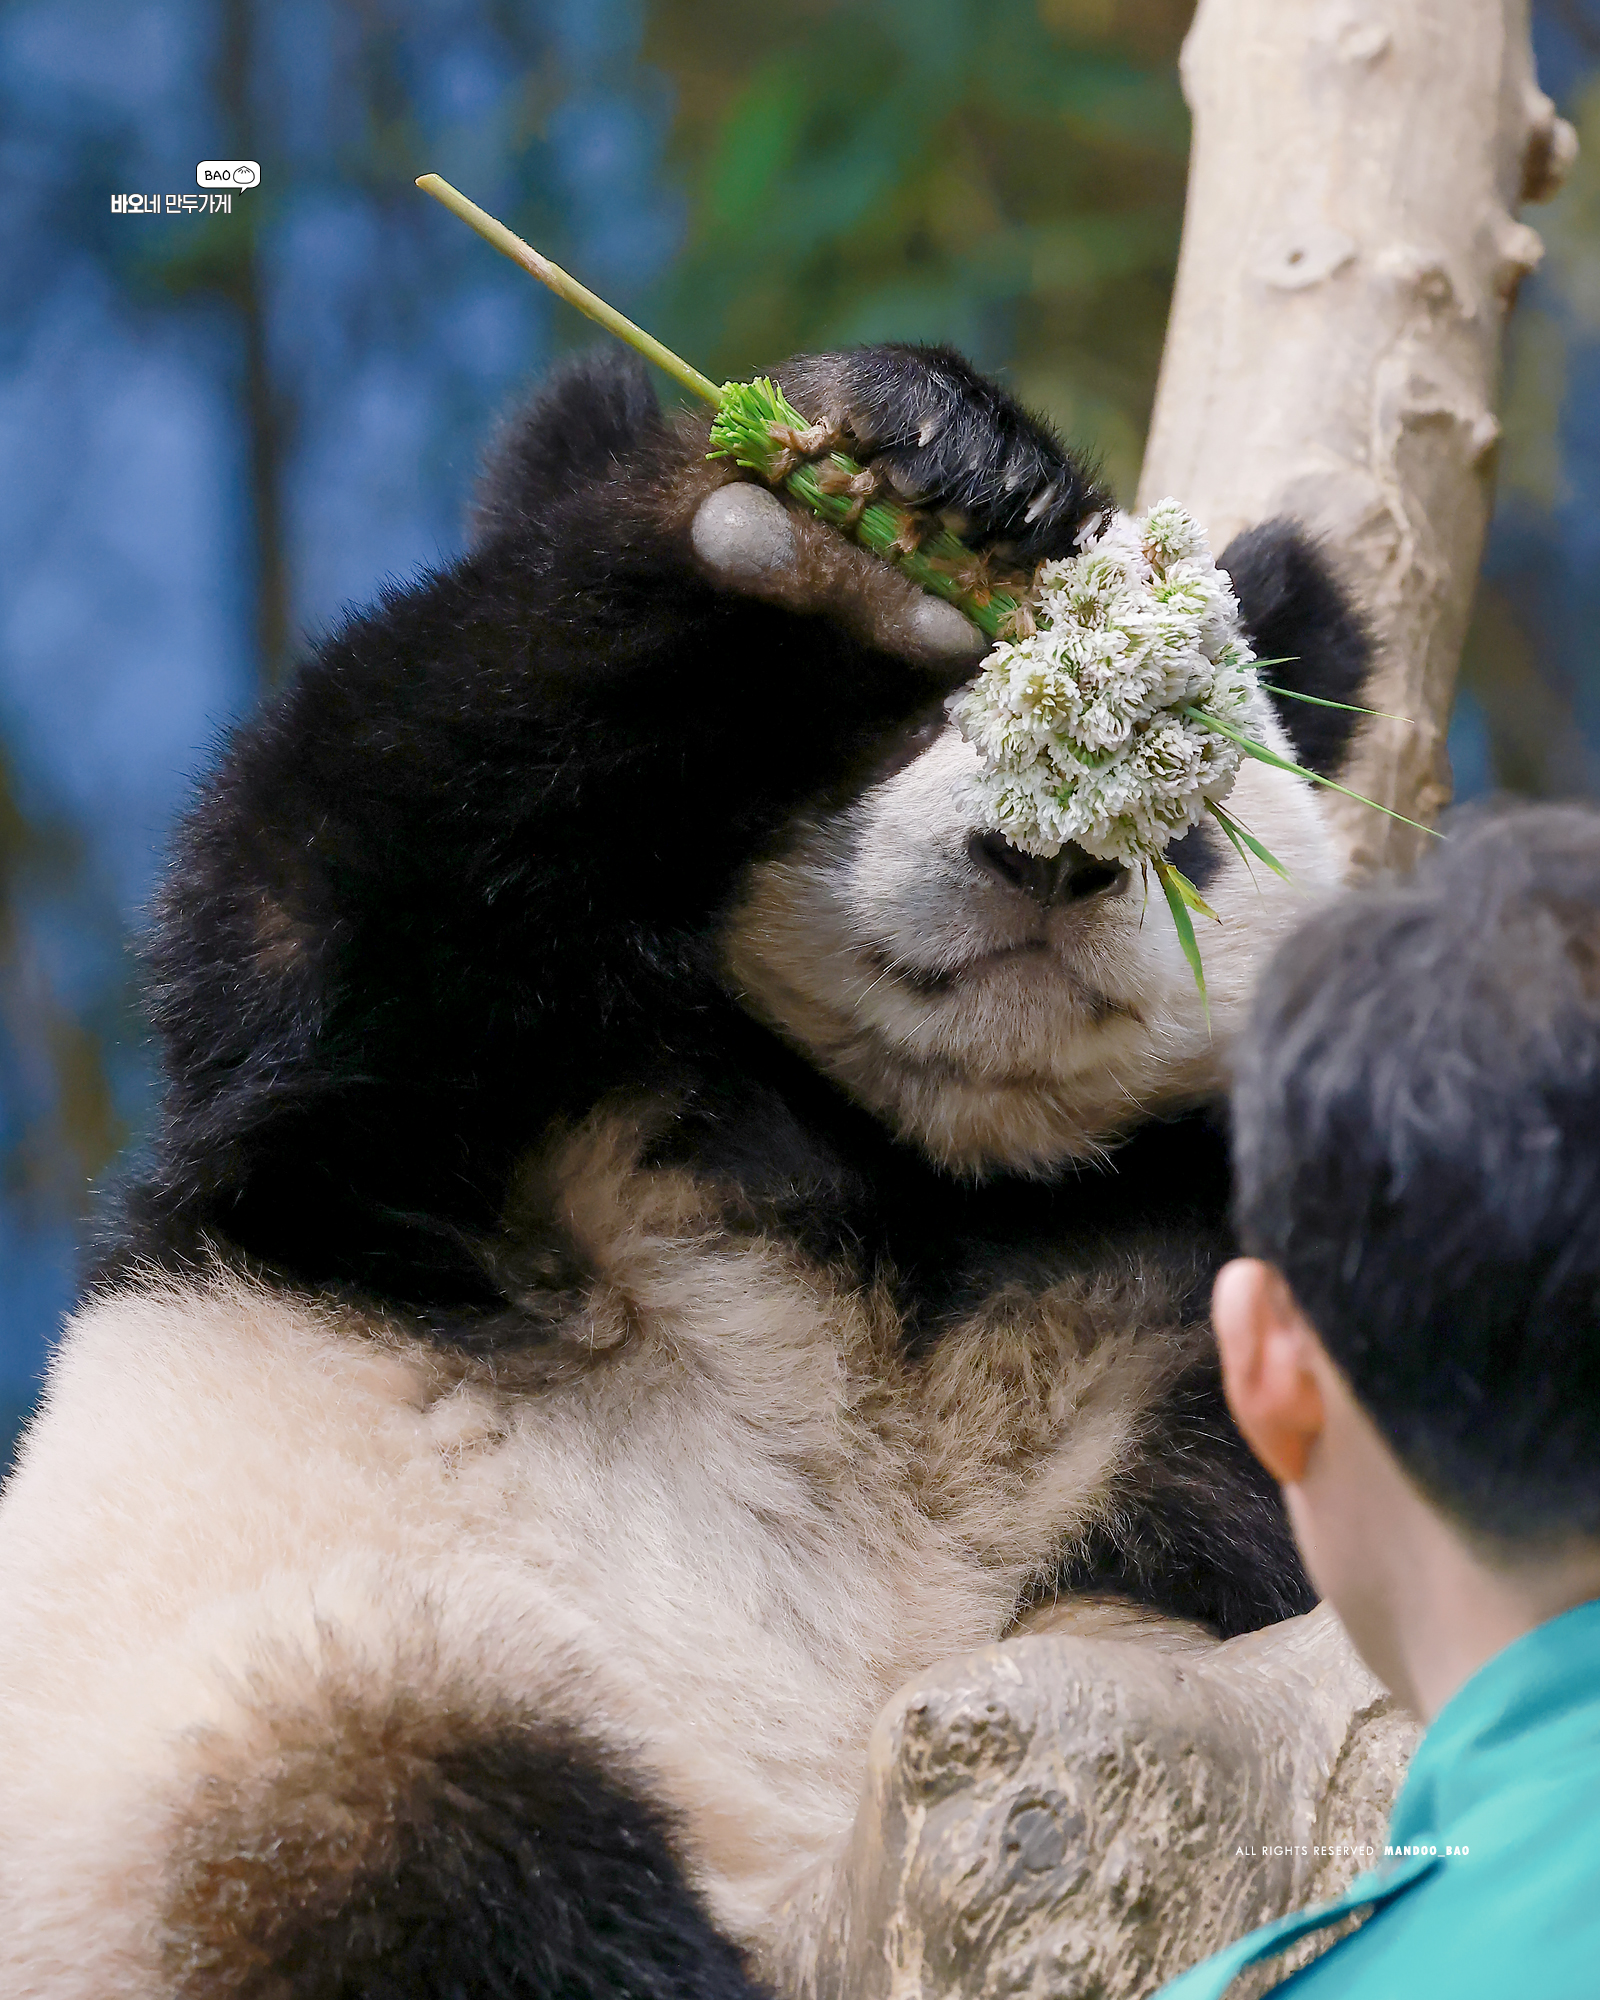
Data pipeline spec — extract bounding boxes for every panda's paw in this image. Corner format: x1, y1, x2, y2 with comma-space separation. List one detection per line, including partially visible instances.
689, 480, 989, 672
775, 344, 1109, 564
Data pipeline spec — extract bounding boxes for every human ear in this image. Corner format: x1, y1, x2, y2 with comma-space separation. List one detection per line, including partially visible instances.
1212, 1258, 1326, 1486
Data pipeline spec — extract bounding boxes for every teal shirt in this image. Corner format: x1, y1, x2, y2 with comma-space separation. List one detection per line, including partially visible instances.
1157, 1598, 1600, 2000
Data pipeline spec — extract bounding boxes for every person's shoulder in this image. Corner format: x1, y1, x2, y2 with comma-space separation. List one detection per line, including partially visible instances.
1278, 1805, 1600, 1999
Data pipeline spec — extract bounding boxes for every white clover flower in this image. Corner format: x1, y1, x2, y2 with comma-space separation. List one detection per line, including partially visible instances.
948, 500, 1265, 868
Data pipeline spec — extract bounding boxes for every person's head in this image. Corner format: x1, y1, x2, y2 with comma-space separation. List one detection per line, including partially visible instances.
1217, 802, 1600, 1704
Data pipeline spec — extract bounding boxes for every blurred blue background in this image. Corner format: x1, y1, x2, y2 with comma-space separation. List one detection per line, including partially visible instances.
3, 0, 1599, 1467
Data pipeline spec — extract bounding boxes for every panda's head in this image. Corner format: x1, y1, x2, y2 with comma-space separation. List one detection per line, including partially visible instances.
721, 693, 1342, 1177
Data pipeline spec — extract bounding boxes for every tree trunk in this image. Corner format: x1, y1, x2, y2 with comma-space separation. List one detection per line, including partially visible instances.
1137, 0, 1575, 874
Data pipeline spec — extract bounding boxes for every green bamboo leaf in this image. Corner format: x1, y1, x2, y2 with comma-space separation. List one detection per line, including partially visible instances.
1207, 804, 1260, 886
1184, 707, 1442, 839
1153, 857, 1209, 1020
1166, 864, 1221, 922
1246, 658, 1414, 726
1261, 684, 1416, 725
1206, 799, 1293, 881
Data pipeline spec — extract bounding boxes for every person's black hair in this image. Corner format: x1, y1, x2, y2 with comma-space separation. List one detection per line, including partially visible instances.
1231, 799, 1600, 1541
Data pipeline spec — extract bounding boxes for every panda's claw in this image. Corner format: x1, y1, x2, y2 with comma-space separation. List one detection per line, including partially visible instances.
775, 343, 1108, 564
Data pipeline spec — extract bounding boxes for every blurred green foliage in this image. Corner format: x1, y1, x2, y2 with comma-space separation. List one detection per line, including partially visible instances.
0, 751, 127, 1239
642, 0, 1195, 497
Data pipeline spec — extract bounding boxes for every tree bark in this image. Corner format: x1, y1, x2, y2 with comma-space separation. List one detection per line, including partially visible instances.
1137, 0, 1575, 873
780, 1609, 1419, 2000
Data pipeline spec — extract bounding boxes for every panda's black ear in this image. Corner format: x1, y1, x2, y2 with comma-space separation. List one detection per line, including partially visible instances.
471, 348, 663, 544
1221, 521, 1372, 778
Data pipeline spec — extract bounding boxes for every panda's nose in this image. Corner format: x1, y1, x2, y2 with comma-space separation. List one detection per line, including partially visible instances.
967, 830, 1124, 906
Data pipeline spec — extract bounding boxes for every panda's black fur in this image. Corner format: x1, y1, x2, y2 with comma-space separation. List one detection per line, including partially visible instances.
4, 345, 1370, 2000
162, 1718, 761, 2000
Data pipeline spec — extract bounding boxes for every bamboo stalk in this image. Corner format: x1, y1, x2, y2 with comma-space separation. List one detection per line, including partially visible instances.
413, 180, 1025, 637
415, 174, 724, 407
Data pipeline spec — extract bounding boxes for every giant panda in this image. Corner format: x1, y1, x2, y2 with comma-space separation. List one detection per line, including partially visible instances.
0, 344, 1369, 2000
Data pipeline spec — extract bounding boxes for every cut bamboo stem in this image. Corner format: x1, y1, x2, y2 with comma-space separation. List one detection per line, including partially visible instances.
415, 174, 723, 407
413, 177, 1024, 638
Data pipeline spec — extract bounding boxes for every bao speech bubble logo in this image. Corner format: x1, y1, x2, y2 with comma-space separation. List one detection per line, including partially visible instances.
197, 161, 261, 189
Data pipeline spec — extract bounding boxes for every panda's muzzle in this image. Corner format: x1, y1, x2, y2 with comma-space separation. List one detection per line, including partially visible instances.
966, 830, 1125, 907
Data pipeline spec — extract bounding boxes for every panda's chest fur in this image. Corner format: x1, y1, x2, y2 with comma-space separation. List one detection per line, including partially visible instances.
421, 1109, 1211, 1914
0, 1107, 1205, 1965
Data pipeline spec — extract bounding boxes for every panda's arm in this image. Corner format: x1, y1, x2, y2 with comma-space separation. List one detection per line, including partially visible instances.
121, 347, 1107, 1314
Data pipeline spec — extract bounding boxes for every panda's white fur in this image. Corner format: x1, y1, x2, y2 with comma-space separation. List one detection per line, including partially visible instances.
0, 1209, 1166, 1992
0, 733, 1335, 1997
727, 716, 1338, 1175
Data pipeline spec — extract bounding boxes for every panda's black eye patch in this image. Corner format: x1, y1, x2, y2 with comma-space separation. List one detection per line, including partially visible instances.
1164, 823, 1223, 893
856, 703, 953, 788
